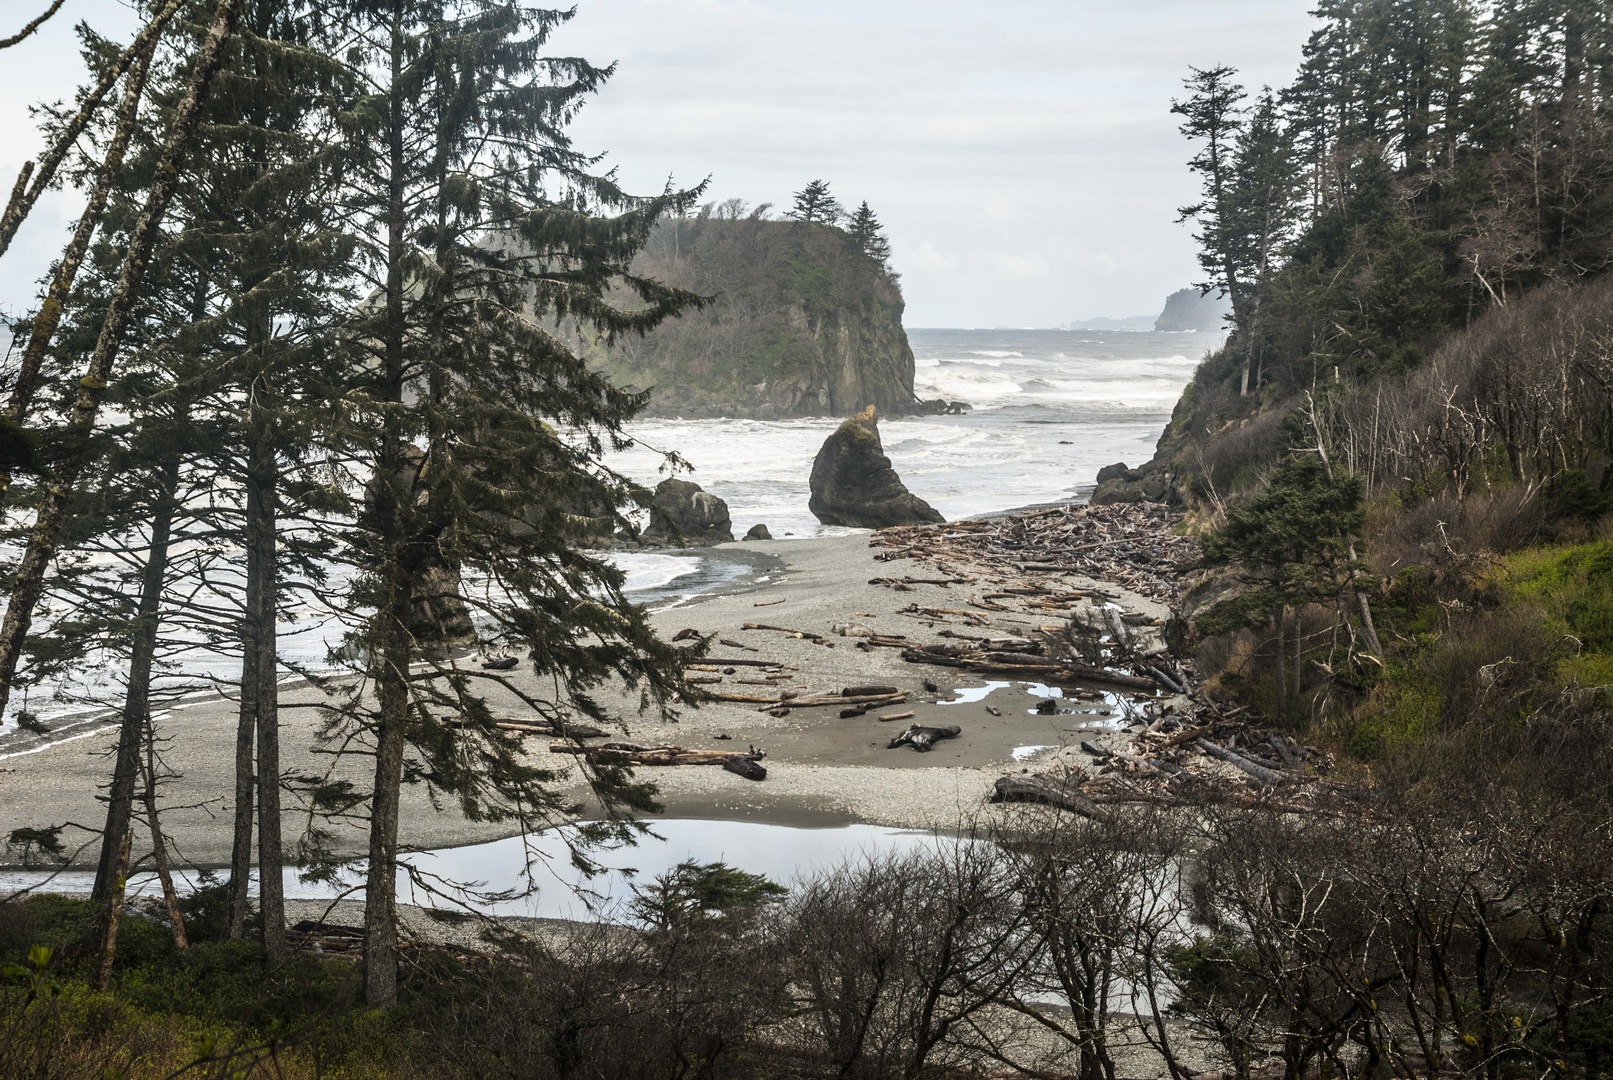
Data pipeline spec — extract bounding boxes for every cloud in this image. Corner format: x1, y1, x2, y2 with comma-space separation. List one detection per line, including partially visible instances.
0, 0, 1317, 325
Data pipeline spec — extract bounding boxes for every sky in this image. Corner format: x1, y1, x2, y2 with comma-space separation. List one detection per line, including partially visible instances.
0, 0, 1317, 328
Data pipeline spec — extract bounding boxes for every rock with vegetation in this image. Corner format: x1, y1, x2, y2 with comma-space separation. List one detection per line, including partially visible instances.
809, 407, 944, 528
596, 212, 921, 418
642, 478, 734, 546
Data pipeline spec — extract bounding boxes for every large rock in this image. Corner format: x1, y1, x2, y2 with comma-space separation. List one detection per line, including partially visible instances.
1091, 461, 1176, 506
808, 407, 944, 528
642, 478, 734, 546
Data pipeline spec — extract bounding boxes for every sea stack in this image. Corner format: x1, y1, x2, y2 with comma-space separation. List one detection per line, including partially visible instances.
808, 406, 944, 528
642, 478, 734, 545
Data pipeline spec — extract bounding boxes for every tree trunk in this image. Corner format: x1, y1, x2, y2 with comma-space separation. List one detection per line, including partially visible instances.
0, 0, 241, 720
90, 825, 132, 990
227, 630, 256, 936
141, 719, 188, 952
244, 408, 285, 958
363, 4, 412, 1008
1273, 609, 1287, 723
92, 450, 181, 903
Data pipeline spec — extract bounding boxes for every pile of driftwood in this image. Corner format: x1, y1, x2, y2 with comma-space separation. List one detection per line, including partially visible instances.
991, 701, 1352, 817
871, 502, 1197, 608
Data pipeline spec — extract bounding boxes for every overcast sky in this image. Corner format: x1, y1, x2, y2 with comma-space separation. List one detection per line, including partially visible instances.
0, 0, 1316, 327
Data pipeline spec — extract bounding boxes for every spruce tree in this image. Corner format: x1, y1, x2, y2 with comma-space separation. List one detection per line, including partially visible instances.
331, 0, 705, 1007
787, 178, 842, 226
847, 200, 892, 264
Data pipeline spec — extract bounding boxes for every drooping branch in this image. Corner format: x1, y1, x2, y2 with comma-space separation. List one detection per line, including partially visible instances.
0, 0, 184, 260
0, 1, 68, 50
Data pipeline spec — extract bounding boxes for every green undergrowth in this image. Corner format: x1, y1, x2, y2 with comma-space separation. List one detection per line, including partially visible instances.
0, 895, 420, 1079
1497, 539, 1613, 698
1340, 537, 1612, 761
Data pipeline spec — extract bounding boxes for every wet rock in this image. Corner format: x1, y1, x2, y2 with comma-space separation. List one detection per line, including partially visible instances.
744, 523, 773, 541
808, 406, 944, 528
643, 478, 734, 546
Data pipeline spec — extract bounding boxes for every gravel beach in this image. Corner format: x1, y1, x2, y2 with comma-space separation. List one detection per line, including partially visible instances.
0, 528, 1170, 870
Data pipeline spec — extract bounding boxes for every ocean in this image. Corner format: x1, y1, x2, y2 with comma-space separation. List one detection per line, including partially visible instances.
607, 326, 1221, 604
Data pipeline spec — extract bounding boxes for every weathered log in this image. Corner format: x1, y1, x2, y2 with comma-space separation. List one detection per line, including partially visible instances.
841, 684, 899, 697
989, 775, 1111, 821
763, 692, 908, 714
1197, 738, 1289, 785
709, 691, 784, 704
550, 742, 767, 768
742, 621, 828, 643
723, 756, 767, 781
887, 723, 961, 752
877, 710, 915, 722
1148, 665, 1187, 694
480, 655, 519, 670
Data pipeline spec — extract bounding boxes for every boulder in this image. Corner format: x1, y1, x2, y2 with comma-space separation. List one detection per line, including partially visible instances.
808, 406, 944, 528
643, 478, 734, 546
1095, 461, 1140, 484
1091, 464, 1177, 506
744, 523, 773, 541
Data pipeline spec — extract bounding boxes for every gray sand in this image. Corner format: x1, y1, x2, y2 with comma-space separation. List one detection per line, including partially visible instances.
0, 533, 1167, 869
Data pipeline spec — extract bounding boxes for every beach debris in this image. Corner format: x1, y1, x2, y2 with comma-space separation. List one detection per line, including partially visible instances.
672, 628, 705, 642
753, 597, 786, 607
719, 637, 759, 652
989, 773, 1111, 822
877, 710, 915, 722
887, 723, 961, 752
742, 621, 832, 646
549, 741, 767, 778
480, 654, 520, 671
763, 690, 910, 714
723, 756, 768, 781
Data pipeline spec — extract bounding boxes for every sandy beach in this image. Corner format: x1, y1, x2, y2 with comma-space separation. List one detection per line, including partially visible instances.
0, 525, 1172, 870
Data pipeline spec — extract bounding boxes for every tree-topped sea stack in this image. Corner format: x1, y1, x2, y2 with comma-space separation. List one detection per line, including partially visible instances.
808, 407, 944, 528
595, 188, 920, 419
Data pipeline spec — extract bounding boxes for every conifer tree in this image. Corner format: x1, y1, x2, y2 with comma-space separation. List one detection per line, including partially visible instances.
847, 200, 892, 265
787, 178, 842, 226
332, 0, 705, 1007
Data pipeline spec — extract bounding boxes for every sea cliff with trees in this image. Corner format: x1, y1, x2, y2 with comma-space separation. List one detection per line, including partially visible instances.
592, 184, 925, 419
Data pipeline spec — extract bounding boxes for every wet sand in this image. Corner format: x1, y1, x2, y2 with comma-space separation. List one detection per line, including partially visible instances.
0, 530, 1169, 869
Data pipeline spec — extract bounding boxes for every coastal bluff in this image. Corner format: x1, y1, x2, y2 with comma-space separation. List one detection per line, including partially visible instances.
596, 217, 920, 419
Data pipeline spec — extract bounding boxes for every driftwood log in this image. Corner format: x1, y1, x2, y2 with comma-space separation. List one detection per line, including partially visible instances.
549, 741, 768, 780
887, 724, 961, 752
989, 774, 1111, 821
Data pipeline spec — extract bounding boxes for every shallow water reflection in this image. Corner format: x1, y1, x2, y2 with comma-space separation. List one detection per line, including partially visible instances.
2, 819, 947, 923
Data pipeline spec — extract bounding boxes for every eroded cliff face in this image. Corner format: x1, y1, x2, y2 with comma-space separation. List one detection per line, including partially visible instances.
598, 218, 918, 419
